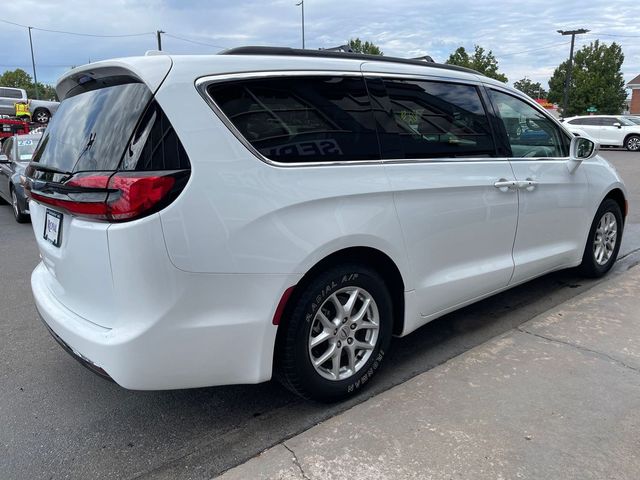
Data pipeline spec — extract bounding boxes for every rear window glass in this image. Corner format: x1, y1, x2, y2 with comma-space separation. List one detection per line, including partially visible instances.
31, 82, 152, 172
207, 76, 380, 163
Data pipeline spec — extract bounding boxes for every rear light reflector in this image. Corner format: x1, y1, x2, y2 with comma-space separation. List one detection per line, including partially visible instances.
27, 170, 186, 222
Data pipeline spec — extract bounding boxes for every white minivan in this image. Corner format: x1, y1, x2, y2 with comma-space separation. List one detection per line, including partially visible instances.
25, 47, 627, 401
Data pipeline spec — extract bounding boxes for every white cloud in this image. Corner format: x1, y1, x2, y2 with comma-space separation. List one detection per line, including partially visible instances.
1, 0, 639, 90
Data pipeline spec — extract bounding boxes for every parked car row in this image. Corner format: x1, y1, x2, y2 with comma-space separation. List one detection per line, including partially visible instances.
0, 132, 42, 222
562, 115, 640, 151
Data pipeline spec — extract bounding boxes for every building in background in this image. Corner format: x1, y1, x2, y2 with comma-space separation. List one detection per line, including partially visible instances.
628, 74, 640, 114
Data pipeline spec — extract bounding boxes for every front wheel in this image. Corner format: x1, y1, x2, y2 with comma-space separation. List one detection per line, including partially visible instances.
626, 135, 640, 152
276, 264, 393, 402
579, 199, 623, 278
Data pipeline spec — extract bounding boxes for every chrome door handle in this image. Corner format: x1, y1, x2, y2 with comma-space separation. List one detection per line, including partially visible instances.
516, 179, 538, 191
494, 179, 517, 192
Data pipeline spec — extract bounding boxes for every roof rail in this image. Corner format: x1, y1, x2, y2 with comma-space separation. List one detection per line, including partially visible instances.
219, 46, 482, 76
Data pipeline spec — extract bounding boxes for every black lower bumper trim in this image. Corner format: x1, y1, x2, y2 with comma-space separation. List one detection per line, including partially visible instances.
38, 313, 114, 383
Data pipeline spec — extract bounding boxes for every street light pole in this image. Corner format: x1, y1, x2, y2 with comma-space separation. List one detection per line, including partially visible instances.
296, 0, 305, 49
28, 26, 39, 100
557, 28, 589, 116
156, 30, 164, 51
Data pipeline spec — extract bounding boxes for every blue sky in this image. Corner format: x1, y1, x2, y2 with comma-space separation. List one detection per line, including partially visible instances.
1, 0, 639, 93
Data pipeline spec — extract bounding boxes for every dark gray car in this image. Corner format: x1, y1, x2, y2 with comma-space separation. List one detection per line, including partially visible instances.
0, 133, 42, 222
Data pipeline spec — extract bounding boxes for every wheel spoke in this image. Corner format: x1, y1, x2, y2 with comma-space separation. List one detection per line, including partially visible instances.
329, 294, 345, 319
345, 346, 356, 373
353, 340, 374, 351
351, 297, 371, 325
316, 311, 335, 331
357, 321, 379, 331
343, 288, 360, 316
313, 343, 337, 367
310, 331, 331, 348
331, 350, 342, 378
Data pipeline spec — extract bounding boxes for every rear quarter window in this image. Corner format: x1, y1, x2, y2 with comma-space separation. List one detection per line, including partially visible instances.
207, 76, 380, 163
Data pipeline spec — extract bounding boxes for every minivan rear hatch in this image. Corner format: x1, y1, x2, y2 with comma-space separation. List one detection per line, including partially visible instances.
25, 58, 189, 329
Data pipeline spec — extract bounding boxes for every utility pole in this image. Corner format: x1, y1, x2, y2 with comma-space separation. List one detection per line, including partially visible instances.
557, 28, 589, 116
157, 30, 165, 51
28, 26, 39, 100
296, 1, 305, 49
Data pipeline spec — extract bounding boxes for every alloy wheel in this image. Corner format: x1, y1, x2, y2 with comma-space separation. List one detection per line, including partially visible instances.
593, 212, 617, 265
308, 286, 380, 381
627, 136, 640, 151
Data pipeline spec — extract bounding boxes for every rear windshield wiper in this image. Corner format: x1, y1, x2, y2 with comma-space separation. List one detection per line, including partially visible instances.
28, 164, 73, 176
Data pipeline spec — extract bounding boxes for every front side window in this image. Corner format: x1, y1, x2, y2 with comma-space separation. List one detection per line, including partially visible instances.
382, 79, 495, 158
208, 76, 380, 163
489, 89, 569, 158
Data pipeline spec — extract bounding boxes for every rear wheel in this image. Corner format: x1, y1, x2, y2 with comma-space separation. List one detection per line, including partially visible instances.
11, 187, 29, 223
579, 199, 622, 278
277, 264, 393, 402
626, 135, 640, 152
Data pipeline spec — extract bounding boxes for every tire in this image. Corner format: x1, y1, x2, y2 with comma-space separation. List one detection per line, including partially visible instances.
579, 199, 623, 278
11, 187, 29, 223
33, 108, 50, 124
626, 135, 640, 152
276, 264, 393, 402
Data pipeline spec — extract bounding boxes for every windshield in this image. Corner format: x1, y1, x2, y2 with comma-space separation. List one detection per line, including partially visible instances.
16, 137, 40, 162
624, 116, 640, 125
31, 82, 152, 173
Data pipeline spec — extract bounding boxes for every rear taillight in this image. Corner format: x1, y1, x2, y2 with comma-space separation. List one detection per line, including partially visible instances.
27, 170, 187, 222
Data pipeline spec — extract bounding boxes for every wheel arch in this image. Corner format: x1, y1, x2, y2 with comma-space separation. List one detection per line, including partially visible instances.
275, 246, 406, 356
603, 187, 627, 222
624, 132, 640, 148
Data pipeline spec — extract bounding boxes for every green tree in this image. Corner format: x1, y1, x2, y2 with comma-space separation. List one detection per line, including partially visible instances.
446, 45, 507, 82
548, 40, 626, 116
347, 38, 383, 55
0, 68, 57, 100
513, 77, 547, 99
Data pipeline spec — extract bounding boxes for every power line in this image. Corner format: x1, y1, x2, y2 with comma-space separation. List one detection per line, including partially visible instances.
588, 32, 640, 38
0, 17, 154, 37
498, 41, 571, 57
162, 32, 226, 49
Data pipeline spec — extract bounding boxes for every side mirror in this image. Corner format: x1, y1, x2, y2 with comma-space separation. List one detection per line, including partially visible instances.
0, 154, 9, 163
568, 136, 598, 173
613, 122, 622, 129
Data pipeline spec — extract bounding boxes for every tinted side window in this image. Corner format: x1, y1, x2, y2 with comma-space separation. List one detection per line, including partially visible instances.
599, 117, 618, 126
1, 88, 23, 99
382, 79, 495, 158
568, 118, 588, 125
489, 90, 569, 158
208, 76, 379, 163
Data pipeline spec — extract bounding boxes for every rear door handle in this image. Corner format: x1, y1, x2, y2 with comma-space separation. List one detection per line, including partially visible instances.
494, 179, 518, 192
516, 179, 538, 191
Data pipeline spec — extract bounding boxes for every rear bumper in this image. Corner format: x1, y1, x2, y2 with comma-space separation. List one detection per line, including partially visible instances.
32, 262, 299, 390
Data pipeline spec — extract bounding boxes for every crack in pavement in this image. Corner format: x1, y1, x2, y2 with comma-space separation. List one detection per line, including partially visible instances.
283, 443, 311, 480
516, 327, 640, 374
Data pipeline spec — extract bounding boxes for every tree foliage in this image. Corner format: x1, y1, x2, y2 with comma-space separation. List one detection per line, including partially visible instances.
0, 68, 57, 100
548, 40, 626, 116
348, 38, 383, 55
513, 77, 547, 99
446, 45, 507, 82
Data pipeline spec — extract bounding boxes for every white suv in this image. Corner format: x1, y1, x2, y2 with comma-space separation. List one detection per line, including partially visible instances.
25, 47, 627, 401
563, 115, 640, 151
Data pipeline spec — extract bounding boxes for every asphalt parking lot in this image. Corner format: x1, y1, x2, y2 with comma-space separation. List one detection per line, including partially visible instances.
1, 150, 639, 480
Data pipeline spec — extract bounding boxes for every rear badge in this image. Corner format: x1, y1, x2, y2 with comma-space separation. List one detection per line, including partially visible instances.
43, 209, 63, 247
